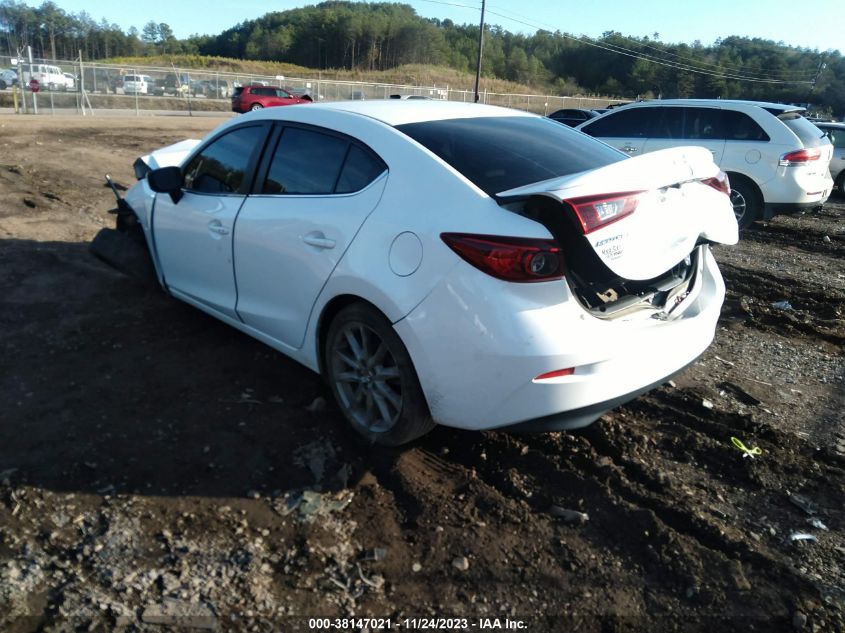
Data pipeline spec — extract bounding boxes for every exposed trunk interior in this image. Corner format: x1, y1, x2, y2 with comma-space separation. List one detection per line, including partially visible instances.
504, 195, 700, 319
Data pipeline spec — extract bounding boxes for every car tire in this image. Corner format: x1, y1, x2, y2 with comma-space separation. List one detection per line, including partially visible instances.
727, 174, 761, 231
0, 80, 5, 90
324, 303, 435, 446
249, 103, 263, 111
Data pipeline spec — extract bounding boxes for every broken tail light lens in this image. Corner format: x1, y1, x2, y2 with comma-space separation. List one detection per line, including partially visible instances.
440, 233, 564, 282
564, 191, 643, 234
779, 148, 821, 166
702, 170, 730, 196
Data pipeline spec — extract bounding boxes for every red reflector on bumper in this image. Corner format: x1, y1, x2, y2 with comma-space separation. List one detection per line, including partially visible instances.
534, 367, 575, 381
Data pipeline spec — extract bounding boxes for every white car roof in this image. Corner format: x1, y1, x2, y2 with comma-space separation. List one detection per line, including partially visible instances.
619, 99, 804, 113
256, 100, 535, 126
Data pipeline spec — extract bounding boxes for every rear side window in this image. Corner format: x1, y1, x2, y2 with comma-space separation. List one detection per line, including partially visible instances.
723, 110, 769, 141
581, 108, 655, 138
397, 116, 625, 196
778, 112, 828, 148
684, 107, 724, 140
336, 145, 386, 193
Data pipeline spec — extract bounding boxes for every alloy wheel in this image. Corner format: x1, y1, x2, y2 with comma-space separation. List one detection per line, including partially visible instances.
330, 322, 402, 433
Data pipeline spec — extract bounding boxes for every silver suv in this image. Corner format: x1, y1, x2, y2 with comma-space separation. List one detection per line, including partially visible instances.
577, 100, 833, 229
813, 122, 845, 195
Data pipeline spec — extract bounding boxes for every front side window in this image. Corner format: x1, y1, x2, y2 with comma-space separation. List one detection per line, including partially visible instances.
183, 125, 266, 194
581, 107, 655, 138
650, 107, 684, 139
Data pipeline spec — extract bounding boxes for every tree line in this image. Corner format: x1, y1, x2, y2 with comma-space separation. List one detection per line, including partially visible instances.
1, 0, 842, 115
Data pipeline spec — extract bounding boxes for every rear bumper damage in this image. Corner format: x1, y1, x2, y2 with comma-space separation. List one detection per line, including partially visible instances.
396, 245, 725, 432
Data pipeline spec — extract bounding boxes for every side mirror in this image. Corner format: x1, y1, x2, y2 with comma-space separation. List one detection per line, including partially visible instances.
148, 166, 183, 203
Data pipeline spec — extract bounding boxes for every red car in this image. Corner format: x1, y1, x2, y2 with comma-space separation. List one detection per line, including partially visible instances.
231, 85, 312, 113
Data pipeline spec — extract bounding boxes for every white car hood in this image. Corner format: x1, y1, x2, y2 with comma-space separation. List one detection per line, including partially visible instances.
498, 146, 739, 280
140, 139, 202, 170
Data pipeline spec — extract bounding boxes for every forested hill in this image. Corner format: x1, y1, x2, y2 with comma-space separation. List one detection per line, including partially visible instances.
196, 2, 842, 115
1, 0, 843, 115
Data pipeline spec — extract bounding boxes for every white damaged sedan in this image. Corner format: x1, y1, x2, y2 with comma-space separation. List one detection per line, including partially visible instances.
92, 101, 738, 445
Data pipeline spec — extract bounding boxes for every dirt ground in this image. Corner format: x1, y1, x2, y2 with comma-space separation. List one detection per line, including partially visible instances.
0, 115, 843, 633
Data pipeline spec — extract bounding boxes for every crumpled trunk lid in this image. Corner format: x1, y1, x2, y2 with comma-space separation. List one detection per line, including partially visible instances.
497, 146, 738, 281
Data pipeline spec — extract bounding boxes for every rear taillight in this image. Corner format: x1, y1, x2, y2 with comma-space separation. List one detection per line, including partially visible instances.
564, 191, 643, 234
779, 148, 821, 166
702, 170, 730, 196
440, 233, 564, 282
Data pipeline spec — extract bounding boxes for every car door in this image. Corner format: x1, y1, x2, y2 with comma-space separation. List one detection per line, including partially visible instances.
271, 88, 299, 106
579, 107, 656, 157
233, 124, 388, 349
152, 123, 269, 319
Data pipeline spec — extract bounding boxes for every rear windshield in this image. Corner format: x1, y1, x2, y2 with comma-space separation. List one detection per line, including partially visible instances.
396, 116, 625, 195
232, 87, 244, 97
777, 112, 829, 148
124, 75, 141, 82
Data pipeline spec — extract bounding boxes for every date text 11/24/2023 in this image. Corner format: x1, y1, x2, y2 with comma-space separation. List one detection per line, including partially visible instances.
308, 617, 529, 630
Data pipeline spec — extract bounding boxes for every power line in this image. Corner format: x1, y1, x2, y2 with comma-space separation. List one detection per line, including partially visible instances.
482, 6, 815, 85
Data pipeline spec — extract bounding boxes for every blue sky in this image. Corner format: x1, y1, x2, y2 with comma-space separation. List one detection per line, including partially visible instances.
25, 0, 843, 54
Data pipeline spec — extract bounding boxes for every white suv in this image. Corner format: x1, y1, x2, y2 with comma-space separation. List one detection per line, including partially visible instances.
577, 100, 833, 229
123, 74, 152, 95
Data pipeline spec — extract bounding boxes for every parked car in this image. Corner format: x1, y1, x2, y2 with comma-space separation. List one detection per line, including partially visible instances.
152, 73, 191, 96
191, 79, 231, 99
122, 74, 152, 95
90, 101, 737, 445
0, 68, 18, 89
230, 85, 312, 112
577, 99, 834, 229
813, 121, 845, 195
62, 72, 77, 91
21, 64, 74, 91
548, 108, 600, 127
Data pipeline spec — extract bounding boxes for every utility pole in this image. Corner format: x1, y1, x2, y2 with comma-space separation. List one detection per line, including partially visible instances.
474, 0, 486, 103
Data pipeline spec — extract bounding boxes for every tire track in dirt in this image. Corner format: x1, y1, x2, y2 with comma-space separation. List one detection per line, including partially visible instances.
720, 262, 845, 345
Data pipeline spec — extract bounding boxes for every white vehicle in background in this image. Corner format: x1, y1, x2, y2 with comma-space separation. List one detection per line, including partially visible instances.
577, 100, 834, 229
62, 72, 77, 91
21, 64, 74, 91
91, 101, 737, 445
123, 74, 152, 95
812, 121, 845, 194
0, 68, 17, 90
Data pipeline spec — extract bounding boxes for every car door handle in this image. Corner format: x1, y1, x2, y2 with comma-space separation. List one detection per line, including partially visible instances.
622, 145, 639, 153
303, 232, 336, 249
208, 220, 229, 236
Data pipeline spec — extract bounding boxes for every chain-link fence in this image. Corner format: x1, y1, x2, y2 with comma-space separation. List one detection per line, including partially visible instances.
0, 55, 623, 116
